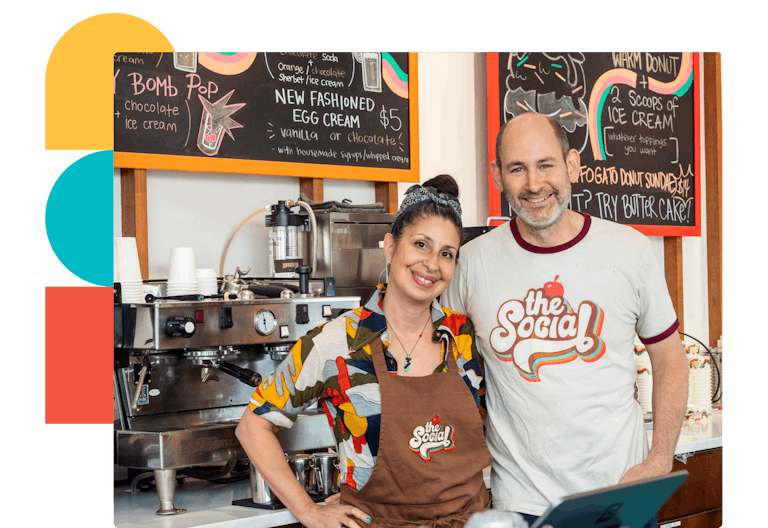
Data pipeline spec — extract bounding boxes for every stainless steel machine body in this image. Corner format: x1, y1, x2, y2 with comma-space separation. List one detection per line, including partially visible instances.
114, 280, 359, 514
311, 212, 395, 299
265, 209, 394, 298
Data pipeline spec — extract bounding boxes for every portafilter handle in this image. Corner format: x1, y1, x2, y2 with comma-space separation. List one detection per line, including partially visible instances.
216, 360, 262, 387
131, 356, 152, 410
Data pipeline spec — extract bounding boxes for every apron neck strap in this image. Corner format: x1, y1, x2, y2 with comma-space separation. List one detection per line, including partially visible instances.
369, 335, 390, 376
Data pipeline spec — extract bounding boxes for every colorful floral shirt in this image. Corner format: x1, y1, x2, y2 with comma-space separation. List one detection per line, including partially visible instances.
248, 284, 485, 491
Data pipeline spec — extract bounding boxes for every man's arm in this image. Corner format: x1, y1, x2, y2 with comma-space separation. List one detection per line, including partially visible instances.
619, 332, 689, 483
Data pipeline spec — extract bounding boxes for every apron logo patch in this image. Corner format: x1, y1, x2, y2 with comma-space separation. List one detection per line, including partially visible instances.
408, 415, 455, 461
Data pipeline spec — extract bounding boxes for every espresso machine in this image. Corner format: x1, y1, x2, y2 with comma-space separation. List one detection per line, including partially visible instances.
114, 203, 395, 515
114, 269, 359, 514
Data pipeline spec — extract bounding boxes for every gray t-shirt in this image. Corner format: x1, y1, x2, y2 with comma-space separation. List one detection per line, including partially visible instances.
441, 214, 678, 516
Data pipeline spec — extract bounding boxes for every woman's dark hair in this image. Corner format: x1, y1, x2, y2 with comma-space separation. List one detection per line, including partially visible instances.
390, 174, 463, 252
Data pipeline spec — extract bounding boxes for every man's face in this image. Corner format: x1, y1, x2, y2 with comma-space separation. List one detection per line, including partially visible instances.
491, 114, 579, 230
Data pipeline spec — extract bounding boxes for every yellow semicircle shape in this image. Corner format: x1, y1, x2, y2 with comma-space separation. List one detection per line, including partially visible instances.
46, 13, 173, 150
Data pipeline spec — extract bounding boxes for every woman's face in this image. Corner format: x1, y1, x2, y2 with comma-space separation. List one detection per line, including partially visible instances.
384, 215, 461, 306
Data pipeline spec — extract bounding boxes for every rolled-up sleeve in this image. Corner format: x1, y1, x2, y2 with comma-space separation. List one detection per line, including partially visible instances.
248, 324, 327, 428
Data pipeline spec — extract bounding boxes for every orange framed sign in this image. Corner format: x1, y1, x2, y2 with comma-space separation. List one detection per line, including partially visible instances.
486, 52, 701, 236
114, 52, 419, 183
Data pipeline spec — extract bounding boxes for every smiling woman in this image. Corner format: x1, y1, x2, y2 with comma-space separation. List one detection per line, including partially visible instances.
235, 174, 493, 528
383, 176, 464, 339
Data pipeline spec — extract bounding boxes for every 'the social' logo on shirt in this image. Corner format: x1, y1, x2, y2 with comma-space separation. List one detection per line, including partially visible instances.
408, 415, 455, 461
489, 276, 606, 382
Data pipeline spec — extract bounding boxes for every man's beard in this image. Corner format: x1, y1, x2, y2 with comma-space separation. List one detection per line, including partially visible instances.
505, 184, 571, 230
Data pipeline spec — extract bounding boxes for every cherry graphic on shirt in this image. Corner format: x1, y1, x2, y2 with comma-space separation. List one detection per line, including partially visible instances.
543, 275, 564, 298
432, 415, 440, 426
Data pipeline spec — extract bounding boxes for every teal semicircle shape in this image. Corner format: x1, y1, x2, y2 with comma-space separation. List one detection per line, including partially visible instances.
45, 150, 113, 286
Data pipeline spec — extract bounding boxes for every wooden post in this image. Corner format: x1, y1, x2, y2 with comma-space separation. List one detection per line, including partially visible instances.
664, 236, 684, 333
375, 182, 398, 213
704, 53, 723, 348
299, 177, 324, 203
120, 168, 149, 280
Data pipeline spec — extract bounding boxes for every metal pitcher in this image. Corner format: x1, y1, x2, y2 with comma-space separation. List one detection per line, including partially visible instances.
249, 461, 277, 505
286, 453, 314, 493
311, 453, 340, 495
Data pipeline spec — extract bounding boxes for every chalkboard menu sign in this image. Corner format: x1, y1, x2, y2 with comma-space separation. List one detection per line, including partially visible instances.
487, 52, 700, 236
114, 52, 419, 183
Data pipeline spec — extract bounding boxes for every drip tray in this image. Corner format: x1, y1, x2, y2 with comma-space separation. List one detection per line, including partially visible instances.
115, 411, 335, 470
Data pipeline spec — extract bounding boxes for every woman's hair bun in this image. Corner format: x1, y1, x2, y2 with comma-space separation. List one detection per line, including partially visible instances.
423, 174, 459, 198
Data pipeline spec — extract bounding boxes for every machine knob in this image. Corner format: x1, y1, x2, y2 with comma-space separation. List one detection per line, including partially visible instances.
166, 316, 196, 338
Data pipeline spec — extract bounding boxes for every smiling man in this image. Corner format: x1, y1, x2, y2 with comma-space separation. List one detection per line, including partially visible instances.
440, 112, 689, 528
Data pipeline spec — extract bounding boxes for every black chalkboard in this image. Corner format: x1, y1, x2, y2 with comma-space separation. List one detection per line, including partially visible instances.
487, 52, 700, 236
114, 52, 417, 181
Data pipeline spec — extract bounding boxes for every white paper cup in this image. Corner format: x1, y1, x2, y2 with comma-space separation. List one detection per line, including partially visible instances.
167, 282, 198, 295
198, 285, 218, 295
114, 237, 143, 282
167, 284, 197, 293
196, 269, 218, 296
119, 279, 146, 302
165, 282, 197, 292
168, 247, 198, 284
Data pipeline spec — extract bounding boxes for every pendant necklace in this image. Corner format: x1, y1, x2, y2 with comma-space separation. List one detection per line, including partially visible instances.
388, 313, 432, 372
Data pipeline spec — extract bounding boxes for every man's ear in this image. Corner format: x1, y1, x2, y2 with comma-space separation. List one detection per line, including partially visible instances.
566, 149, 580, 184
490, 160, 505, 192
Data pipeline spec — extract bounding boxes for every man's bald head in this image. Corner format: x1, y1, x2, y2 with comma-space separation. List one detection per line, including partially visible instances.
495, 113, 571, 170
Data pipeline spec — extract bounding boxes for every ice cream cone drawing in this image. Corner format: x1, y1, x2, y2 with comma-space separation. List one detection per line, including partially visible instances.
197, 89, 245, 156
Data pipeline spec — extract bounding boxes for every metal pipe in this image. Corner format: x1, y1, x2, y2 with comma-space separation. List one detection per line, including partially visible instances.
287, 200, 318, 278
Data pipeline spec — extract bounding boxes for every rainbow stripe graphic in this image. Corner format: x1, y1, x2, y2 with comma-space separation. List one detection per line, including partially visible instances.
382, 52, 409, 99
691, 358, 711, 368
686, 410, 708, 422
516, 304, 606, 382
589, 53, 693, 161
564, 300, 575, 314
519, 350, 580, 382
588, 69, 637, 161
579, 305, 606, 363
637, 368, 650, 375
198, 52, 257, 75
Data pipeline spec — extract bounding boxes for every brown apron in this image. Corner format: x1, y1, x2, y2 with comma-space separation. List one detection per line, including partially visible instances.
341, 336, 493, 527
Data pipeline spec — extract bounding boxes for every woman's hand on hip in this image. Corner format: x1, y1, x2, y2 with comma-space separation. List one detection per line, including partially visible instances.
323, 493, 341, 505
295, 502, 371, 528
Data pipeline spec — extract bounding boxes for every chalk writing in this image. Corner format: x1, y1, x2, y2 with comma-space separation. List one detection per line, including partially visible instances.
496, 52, 697, 230
115, 52, 412, 170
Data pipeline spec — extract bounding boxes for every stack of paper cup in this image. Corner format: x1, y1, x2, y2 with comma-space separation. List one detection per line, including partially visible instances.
114, 237, 145, 303
167, 247, 197, 296
196, 268, 218, 296
634, 344, 653, 414
687, 354, 712, 411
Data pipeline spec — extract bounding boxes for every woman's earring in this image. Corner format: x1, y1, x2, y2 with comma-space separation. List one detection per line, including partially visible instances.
378, 262, 391, 285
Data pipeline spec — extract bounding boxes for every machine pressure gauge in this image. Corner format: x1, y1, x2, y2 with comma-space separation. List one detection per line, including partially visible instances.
254, 309, 278, 336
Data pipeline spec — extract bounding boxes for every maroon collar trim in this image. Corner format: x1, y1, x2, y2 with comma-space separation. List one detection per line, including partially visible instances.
509, 213, 591, 254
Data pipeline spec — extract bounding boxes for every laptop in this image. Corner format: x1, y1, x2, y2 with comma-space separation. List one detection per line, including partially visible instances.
530, 470, 689, 528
